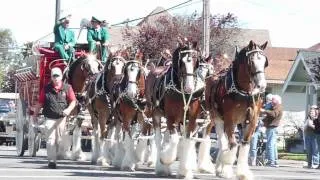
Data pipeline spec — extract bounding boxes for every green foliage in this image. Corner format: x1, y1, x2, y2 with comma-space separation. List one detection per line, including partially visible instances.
278, 152, 306, 161
0, 28, 21, 92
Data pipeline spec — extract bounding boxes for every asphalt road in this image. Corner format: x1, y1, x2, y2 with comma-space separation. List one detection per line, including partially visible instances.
0, 145, 319, 180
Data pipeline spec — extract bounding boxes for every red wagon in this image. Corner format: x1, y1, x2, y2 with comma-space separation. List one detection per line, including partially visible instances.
14, 44, 88, 157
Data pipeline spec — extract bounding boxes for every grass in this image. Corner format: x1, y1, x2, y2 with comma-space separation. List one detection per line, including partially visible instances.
278, 152, 306, 161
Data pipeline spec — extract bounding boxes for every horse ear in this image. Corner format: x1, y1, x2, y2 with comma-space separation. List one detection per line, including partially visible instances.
235, 46, 239, 56
260, 41, 268, 50
192, 41, 198, 49
248, 40, 255, 49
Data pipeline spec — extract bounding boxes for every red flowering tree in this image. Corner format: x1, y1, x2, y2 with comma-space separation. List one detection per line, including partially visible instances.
123, 12, 239, 72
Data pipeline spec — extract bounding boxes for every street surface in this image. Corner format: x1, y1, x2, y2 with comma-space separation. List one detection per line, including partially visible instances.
0, 145, 318, 180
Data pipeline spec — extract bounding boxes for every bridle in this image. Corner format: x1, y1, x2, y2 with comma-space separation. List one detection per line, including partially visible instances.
178, 49, 199, 77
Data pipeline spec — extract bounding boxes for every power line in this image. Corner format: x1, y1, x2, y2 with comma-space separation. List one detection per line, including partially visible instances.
110, 0, 195, 26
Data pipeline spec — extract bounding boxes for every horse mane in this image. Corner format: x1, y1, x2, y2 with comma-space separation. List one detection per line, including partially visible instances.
68, 55, 86, 80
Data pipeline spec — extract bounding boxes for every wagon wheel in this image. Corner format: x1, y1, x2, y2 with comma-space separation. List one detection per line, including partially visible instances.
28, 122, 40, 157
16, 98, 28, 156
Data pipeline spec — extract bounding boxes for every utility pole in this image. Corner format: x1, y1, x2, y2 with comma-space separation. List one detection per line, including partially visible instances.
55, 0, 61, 23
203, 0, 210, 57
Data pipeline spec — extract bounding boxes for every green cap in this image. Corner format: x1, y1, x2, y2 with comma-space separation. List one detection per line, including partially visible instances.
91, 16, 101, 24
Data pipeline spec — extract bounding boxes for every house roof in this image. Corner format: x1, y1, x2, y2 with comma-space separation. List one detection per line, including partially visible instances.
307, 43, 320, 51
282, 50, 320, 94
264, 47, 299, 82
299, 50, 320, 83
137, 6, 172, 27
235, 29, 272, 48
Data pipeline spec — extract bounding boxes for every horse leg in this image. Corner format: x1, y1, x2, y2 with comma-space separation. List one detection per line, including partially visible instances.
153, 111, 171, 176
105, 120, 116, 163
120, 107, 139, 171
89, 108, 100, 165
135, 113, 150, 164
97, 109, 110, 167
146, 129, 157, 168
236, 123, 256, 180
198, 117, 215, 173
111, 119, 125, 168
215, 118, 235, 178
160, 118, 179, 166
71, 117, 86, 161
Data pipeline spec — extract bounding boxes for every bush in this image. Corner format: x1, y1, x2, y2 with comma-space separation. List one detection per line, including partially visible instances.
285, 137, 303, 152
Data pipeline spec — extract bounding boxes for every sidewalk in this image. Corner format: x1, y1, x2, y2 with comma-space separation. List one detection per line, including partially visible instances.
278, 159, 304, 168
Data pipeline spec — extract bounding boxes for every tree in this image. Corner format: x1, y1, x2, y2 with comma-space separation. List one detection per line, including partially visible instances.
123, 11, 239, 70
0, 29, 21, 92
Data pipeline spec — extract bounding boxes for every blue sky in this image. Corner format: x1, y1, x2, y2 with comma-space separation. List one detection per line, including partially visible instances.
1, 0, 319, 48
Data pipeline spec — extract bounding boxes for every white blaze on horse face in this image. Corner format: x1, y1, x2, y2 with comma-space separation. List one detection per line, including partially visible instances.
252, 52, 267, 92
87, 54, 101, 74
182, 55, 195, 93
127, 63, 140, 98
113, 59, 125, 75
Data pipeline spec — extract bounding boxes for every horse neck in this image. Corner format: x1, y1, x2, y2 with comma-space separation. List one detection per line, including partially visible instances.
137, 73, 145, 97
234, 64, 254, 92
71, 71, 87, 93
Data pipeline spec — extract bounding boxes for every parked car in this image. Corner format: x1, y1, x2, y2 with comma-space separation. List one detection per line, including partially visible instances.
0, 103, 10, 113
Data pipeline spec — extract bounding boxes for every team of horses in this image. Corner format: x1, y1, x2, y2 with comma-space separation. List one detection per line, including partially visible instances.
57, 39, 268, 180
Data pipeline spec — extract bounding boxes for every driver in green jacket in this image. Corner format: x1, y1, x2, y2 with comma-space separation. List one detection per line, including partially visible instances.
87, 16, 110, 64
53, 15, 76, 62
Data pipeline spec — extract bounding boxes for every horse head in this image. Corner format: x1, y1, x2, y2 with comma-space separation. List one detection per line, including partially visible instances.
124, 60, 145, 99
106, 55, 127, 77
235, 40, 268, 94
174, 40, 201, 94
80, 53, 103, 76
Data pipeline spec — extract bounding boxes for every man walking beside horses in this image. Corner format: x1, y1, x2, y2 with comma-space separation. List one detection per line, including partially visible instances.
33, 67, 76, 169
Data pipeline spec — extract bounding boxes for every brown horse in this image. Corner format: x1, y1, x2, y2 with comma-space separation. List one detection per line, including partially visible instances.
110, 56, 147, 171
205, 40, 268, 179
86, 51, 127, 166
145, 40, 207, 178
65, 54, 103, 160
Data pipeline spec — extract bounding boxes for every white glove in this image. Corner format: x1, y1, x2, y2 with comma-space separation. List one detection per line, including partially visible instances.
63, 108, 72, 116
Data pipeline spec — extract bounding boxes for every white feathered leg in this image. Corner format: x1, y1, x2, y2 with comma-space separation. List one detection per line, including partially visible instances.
215, 118, 236, 179
237, 143, 253, 180
111, 123, 124, 168
177, 138, 197, 179
146, 138, 157, 167
91, 126, 100, 164
160, 132, 179, 165
198, 135, 215, 173
71, 125, 86, 161
136, 138, 148, 163
154, 128, 171, 176
121, 132, 138, 171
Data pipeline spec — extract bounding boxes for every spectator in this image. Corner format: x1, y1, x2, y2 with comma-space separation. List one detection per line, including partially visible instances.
304, 105, 319, 169
249, 117, 264, 166
261, 94, 283, 167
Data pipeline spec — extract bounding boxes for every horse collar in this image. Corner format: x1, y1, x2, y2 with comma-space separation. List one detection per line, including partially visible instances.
225, 67, 259, 97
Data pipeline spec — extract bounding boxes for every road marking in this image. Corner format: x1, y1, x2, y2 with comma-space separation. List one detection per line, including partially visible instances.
0, 176, 77, 178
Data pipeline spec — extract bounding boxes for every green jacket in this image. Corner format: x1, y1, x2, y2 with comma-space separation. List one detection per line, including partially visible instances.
87, 27, 110, 44
53, 23, 75, 47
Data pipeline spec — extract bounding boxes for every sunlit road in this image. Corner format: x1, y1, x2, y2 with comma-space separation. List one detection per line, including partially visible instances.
0, 145, 318, 180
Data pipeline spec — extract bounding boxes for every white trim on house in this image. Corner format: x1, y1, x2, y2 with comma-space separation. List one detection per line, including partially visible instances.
281, 51, 302, 95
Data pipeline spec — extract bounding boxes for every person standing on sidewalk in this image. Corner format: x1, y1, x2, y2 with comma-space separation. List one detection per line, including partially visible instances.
304, 105, 319, 169
33, 67, 76, 169
249, 94, 273, 166
261, 94, 283, 167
